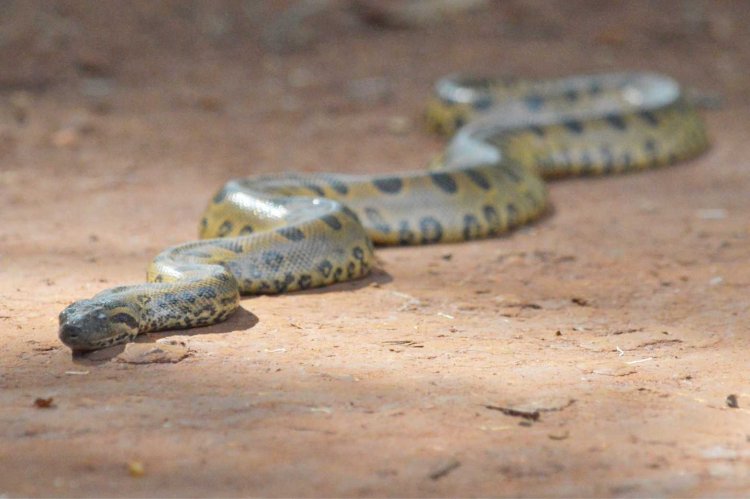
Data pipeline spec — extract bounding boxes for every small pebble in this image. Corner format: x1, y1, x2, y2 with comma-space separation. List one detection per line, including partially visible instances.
726, 394, 739, 408
128, 460, 145, 477
387, 116, 412, 135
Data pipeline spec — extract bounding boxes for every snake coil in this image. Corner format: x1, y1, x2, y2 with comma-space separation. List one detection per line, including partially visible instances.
59, 72, 708, 351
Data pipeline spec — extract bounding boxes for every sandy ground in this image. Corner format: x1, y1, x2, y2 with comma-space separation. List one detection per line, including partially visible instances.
1, 1, 749, 496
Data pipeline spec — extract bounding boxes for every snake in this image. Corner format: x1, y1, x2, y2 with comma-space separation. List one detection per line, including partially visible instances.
58, 72, 709, 351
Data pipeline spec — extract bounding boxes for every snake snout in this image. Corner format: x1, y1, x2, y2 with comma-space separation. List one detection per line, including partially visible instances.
59, 323, 82, 344
58, 319, 96, 351
58, 299, 141, 351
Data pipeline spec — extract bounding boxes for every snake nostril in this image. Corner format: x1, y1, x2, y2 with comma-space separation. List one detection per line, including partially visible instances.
61, 324, 81, 339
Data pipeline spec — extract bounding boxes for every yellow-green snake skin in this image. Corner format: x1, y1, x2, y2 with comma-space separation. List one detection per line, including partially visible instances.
59, 72, 708, 351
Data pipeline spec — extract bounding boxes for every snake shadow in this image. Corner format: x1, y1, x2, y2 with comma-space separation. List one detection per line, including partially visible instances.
72, 270, 391, 364
296, 266, 393, 296
72, 307, 260, 364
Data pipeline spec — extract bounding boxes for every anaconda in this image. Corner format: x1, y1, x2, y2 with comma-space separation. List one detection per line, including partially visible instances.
59, 72, 709, 351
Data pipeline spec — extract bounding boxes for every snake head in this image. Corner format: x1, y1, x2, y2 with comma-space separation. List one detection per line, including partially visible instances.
58, 297, 141, 352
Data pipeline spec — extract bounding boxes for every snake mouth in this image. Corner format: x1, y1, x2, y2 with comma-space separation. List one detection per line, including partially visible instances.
58, 323, 89, 351
59, 322, 136, 352
58, 322, 102, 351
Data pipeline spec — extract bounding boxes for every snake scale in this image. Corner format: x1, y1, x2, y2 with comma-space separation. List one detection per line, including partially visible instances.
59, 72, 708, 351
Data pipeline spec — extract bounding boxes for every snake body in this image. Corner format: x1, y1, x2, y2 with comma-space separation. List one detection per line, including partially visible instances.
59, 72, 708, 351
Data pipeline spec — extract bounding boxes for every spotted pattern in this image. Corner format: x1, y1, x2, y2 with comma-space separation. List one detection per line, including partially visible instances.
59, 71, 709, 352
430, 172, 458, 194
277, 226, 306, 241
373, 177, 403, 194
321, 214, 342, 230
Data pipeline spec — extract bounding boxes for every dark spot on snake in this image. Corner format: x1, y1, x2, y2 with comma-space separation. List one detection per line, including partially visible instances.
200, 217, 208, 232
333, 267, 343, 281
621, 152, 633, 168
352, 246, 365, 261
462, 214, 482, 240
373, 177, 403, 194
258, 281, 271, 292
178, 291, 197, 304
212, 186, 230, 203
528, 125, 545, 137
606, 114, 626, 131
216, 272, 233, 283
398, 221, 416, 245
430, 172, 458, 194
557, 149, 572, 167
302, 180, 325, 196
273, 273, 295, 293
298, 274, 312, 289
220, 240, 244, 254
536, 157, 553, 172
321, 214, 342, 230
473, 96, 493, 110
347, 261, 356, 279
580, 151, 594, 172
453, 115, 466, 130
239, 224, 254, 235
220, 296, 236, 306
589, 80, 602, 95
263, 251, 284, 271
639, 110, 659, 126
501, 164, 522, 183
226, 260, 244, 277
218, 220, 233, 237
668, 153, 677, 164
113, 332, 131, 343
326, 177, 349, 195
506, 203, 519, 226
277, 226, 306, 241
563, 120, 584, 134
364, 207, 392, 234
110, 313, 138, 330
564, 89, 579, 101
318, 259, 333, 278
419, 216, 443, 244
600, 145, 615, 172
203, 304, 218, 317
340, 205, 361, 222
524, 94, 545, 111
483, 205, 502, 235
153, 274, 163, 283
465, 169, 490, 190
164, 295, 181, 307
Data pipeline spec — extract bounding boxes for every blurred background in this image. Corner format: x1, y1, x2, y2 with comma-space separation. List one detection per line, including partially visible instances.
0, 0, 746, 181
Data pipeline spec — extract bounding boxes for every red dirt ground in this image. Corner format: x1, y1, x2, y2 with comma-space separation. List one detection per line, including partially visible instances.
1, 1, 749, 496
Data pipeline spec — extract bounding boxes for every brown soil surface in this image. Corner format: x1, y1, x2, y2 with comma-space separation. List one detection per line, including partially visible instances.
1, 1, 749, 497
